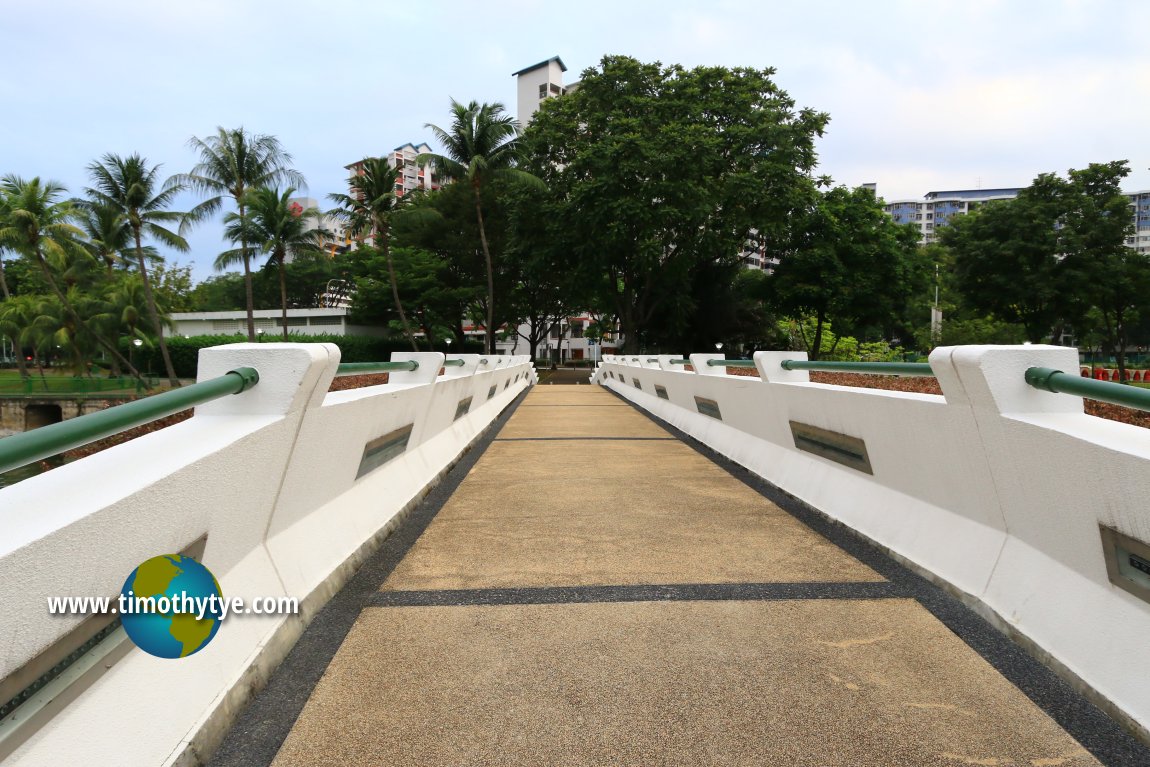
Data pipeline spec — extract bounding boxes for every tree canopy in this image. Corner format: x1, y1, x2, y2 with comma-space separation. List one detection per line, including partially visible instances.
522, 55, 829, 353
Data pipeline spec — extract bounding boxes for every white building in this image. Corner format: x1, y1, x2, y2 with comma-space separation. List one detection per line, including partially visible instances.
496, 316, 618, 362
513, 56, 576, 127
166, 308, 384, 338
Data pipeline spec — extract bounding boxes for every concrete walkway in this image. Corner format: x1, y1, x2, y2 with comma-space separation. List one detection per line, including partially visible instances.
213, 387, 1147, 767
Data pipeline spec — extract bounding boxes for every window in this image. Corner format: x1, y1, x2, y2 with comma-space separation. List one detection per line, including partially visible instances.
539, 84, 547, 99
549, 83, 561, 95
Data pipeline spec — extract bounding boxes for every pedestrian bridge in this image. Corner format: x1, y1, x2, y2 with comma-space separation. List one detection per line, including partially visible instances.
1, 344, 1148, 766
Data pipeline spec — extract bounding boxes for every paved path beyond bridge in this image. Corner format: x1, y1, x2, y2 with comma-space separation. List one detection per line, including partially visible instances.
212, 386, 1146, 766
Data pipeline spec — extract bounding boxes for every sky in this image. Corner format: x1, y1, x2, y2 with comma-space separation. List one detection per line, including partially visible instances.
3, 0, 1148, 284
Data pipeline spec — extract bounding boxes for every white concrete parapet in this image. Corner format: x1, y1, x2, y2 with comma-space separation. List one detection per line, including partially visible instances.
595, 344, 1150, 738
0, 344, 533, 766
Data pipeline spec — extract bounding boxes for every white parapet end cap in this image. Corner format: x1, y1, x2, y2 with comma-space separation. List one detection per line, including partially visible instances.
754, 350, 810, 383
930, 344, 1083, 414
689, 352, 726, 376
197, 342, 339, 417
389, 351, 446, 385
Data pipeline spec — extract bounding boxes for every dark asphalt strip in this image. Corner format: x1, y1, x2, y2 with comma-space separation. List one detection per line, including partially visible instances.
371, 580, 908, 607
604, 386, 1150, 766
493, 436, 676, 441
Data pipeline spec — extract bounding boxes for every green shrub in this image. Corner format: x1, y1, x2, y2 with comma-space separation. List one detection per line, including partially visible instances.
132, 334, 484, 378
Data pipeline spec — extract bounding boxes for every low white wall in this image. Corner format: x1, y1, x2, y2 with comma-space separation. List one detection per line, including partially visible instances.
594, 345, 1150, 735
0, 344, 534, 766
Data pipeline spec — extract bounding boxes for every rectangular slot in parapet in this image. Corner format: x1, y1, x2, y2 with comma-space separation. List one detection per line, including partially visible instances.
789, 421, 872, 475
0, 533, 207, 759
632, 378, 642, 389
1100, 526, 1150, 605
357, 424, 414, 479
694, 396, 722, 420
655, 385, 669, 400
488, 385, 497, 400
454, 396, 473, 421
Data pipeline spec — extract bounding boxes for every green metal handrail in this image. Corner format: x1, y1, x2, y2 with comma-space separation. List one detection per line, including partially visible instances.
706, 359, 757, 368
780, 360, 934, 376
0, 367, 260, 475
668, 359, 691, 365
443, 359, 466, 367
1026, 367, 1150, 412
334, 361, 419, 376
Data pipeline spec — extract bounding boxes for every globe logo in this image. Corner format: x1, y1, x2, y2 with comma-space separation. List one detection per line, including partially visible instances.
119, 554, 224, 659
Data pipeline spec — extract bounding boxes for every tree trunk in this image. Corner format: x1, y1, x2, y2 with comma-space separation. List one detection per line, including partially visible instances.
134, 230, 180, 387
380, 218, 418, 351
1, 254, 28, 379
811, 310, 826, 361
278, 250, 289, 342
239, 198, 256, 342
473, 187, 496, 355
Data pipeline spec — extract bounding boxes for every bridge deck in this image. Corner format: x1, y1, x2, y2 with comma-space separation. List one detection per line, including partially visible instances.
212, 386, 1139, 766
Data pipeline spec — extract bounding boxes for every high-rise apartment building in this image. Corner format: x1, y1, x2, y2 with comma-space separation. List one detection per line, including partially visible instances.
886, 187, 1150, 252
884, 188, 1024, 244
1127, 190, 1150, 255
344, 142, 439, 202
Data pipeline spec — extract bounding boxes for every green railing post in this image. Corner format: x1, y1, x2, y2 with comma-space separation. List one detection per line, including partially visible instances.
0, 367, 260, 476
1025, 367, 1150, 412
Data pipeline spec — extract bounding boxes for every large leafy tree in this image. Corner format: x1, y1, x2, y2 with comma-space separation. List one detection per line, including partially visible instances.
178, 127, 304, 341
328, 157, 418, 349
86, 153, 189, 387
220, 188, 332, 340
768, 185, 923, 358
422, 99, 543, 354
0, 175, 140, 378
524, 56, 828, 353
941, 178, 1069, 344
1058, 161, 1150, 378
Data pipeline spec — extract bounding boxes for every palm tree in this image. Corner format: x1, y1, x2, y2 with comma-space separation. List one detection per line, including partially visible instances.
220, 188, 332, 341
421, 100, 543, 354
0, 175, 141, 380
0, 293, 32, 379
0, 191, 27, 378
77, 201, 133, 273
328, 157, 419, 350
0, 192, 12, 300
86, 153, 188, 387
177, 127, 305, 341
